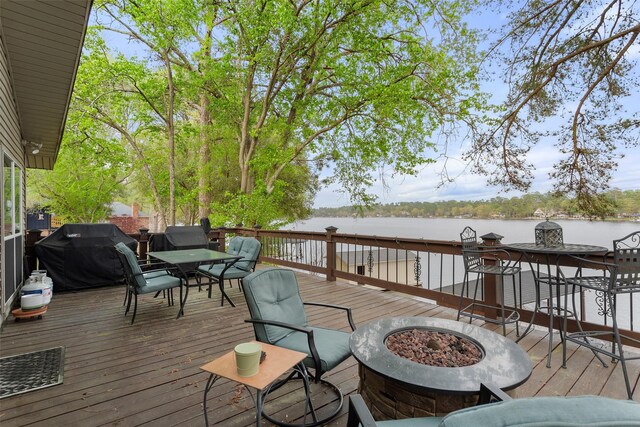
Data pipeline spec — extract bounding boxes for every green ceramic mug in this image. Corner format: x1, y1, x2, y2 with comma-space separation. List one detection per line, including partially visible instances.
234, 342, 262, 377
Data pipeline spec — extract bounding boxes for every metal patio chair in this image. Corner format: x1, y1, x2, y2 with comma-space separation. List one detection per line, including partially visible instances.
564, 230, 640, 399
458, 226, 520, 336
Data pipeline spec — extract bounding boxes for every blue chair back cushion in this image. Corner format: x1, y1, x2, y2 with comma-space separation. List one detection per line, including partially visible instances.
438, 395, 640, 427
242, 268, 308, 343
235, 238, 261, 271
115, 242, 146, 288
227, 236, 244, 255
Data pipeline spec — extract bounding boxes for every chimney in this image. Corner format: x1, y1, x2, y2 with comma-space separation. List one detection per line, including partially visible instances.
132, 202, 139, 219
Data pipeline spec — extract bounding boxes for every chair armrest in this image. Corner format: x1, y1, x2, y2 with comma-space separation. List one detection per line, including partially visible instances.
303, 302, 356, 331
477, 383, 512, 405
245, 318, 322, 378
347, 394, 377, 427
245, 318, 313, 335
568, 253, 615, 271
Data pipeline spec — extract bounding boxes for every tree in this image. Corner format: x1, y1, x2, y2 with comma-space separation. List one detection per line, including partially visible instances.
90, 0, 485, 227
468, 0, 639, 218
28, 114, 129, 223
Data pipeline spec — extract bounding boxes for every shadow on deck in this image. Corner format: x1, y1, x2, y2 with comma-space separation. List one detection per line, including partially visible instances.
1, 268, 638, 426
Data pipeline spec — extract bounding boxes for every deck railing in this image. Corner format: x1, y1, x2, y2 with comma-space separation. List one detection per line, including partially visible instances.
130, 225, 638, 347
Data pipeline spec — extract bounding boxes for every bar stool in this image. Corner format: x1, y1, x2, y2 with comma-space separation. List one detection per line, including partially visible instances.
564, 231, 640, 400
458, 226, 520, 336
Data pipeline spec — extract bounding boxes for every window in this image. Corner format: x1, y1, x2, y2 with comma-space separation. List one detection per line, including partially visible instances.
3, 154, 22, 236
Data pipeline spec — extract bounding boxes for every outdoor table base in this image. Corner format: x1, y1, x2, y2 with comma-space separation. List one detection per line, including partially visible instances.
504, 243, 608, 368
201, 343, 312, 427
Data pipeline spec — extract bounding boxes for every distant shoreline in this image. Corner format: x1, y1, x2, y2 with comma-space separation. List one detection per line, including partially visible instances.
310, 215, 640, 223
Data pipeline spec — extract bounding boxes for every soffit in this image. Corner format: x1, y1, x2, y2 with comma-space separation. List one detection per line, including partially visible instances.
0, 0, 91, 169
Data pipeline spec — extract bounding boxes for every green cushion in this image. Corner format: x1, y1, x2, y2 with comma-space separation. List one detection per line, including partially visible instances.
243, 268, 308, 343
115, 242, 145, 288
197, 264, 251, 279
275, 326, 352, 373
439, 395, 640, 427
137, 273, 182, 294
235, 238, 261, 271
378, 418, 442, 427
227, 236, 244, 255
143, 270, 169, 279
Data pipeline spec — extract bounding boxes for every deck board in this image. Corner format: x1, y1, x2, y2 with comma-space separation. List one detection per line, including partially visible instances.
1, 268, 638, 426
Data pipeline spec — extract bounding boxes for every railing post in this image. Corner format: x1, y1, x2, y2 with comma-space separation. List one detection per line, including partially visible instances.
218, 226, 227, 252
138, 227, 149, 259
325, 226, 338, 281
480, 232, 503, 320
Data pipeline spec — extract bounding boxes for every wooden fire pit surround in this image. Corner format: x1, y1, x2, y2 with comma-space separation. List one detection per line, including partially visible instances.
349, 317, 532, 420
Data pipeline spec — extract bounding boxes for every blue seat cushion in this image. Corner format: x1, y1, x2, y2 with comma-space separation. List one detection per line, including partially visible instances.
197, 264, 250, 279
142, 270, 170, 279
438, 395, 640, 427
137, 274, 182, 294
275, 327, 351, 372
378, 418, 442, 427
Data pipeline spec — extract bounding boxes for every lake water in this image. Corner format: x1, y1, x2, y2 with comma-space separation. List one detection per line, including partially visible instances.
291, 217, 639, 248
289, 217, 639, 329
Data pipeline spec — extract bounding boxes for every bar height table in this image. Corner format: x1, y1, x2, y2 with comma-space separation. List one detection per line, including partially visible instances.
503, 243, 608, 368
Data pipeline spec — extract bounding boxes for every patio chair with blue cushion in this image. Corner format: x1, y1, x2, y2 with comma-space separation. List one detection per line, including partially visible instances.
347, 383, 640, 427
242, 267, 356, 426
115, 242, 184, 324
196, 236, 262, 305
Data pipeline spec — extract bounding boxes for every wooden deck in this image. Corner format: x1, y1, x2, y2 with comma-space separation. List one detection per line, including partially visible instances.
1, 269, 638, 426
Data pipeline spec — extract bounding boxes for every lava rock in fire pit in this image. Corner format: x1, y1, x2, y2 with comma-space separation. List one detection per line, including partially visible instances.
386, 328, 482, 367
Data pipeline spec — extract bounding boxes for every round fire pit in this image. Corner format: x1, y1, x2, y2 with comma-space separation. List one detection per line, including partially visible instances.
349, 317, 532, 420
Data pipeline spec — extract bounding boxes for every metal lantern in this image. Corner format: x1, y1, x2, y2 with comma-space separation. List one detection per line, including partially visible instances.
535, 219, 564, 248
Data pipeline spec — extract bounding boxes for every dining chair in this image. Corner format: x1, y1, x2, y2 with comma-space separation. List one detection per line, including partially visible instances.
115, 242, 183, 324
196, 237, 262, 302
564, 230, 640, 399
458, 226, 520, 336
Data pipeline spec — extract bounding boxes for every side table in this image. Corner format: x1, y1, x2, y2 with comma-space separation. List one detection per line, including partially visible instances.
201, 342, 309, 426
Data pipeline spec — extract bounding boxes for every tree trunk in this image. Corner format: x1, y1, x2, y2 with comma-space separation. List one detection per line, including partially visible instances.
198, 94, 212, 219
165, 52, 176, 225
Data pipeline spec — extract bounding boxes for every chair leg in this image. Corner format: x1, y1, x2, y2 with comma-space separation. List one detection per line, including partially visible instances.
457, 272, 469, 321
469, 274, 481, 323
500, 275, 507, 336
125, 289, 133, 315
511, 275, 520, 337
608, 293, 633, 400
131, 294, 138, 324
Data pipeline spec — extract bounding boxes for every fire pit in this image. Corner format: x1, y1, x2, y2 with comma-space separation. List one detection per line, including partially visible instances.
349, 317, 532, 420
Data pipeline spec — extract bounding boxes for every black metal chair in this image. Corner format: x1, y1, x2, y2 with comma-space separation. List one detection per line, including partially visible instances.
564, 231, 640, 399
115, 243, 183, 324
242, 267, 356, 426
458, 226, 520, 336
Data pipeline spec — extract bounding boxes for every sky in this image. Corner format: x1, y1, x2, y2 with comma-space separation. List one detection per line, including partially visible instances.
312, 6, 640, 208
95, 3, 639, 209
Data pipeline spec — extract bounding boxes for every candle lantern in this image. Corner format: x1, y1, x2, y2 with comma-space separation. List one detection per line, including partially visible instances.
535, 219, 563, 248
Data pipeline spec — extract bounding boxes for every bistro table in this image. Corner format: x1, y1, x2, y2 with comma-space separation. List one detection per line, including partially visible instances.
148, 248, 241, 315
200, 342, 310, 427
502, 243, 608, 368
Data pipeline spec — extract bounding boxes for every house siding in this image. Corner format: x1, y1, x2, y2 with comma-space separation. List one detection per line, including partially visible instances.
1, 34, 26, 323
